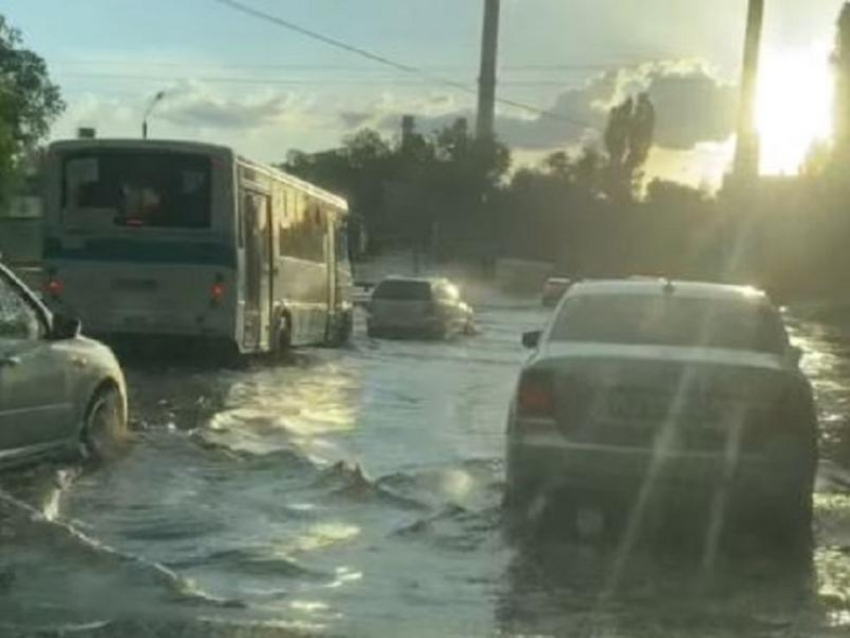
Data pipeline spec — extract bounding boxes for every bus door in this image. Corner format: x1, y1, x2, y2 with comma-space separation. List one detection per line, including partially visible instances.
242, 191, 273, 352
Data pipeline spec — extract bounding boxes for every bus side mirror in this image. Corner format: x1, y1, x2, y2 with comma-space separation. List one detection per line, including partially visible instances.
522, 330, 542, 349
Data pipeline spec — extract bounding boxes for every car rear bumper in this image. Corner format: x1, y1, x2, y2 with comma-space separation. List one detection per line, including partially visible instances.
368, 318, 445, 338
507, 428, 815, 502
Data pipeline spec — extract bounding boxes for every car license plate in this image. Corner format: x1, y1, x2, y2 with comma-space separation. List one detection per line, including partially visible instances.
605, 389, 725, 425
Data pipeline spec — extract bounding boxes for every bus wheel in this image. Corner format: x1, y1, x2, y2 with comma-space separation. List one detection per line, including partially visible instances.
275, 315, 292, 359
335, 311, 353, 346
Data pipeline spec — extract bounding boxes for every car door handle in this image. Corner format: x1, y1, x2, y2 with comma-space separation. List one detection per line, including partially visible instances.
0, 355, 21, 368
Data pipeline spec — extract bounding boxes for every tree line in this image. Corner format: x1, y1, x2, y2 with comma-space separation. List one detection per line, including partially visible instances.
283, 91, 667, 260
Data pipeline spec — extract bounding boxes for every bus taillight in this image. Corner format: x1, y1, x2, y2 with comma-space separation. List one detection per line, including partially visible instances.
45, 275, 63, 299
210, 274, 225, 305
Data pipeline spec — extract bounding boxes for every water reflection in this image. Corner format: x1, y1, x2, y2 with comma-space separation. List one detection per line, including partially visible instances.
497, 538, 818, 637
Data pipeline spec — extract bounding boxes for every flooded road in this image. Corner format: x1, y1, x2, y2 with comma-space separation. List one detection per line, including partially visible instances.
2, 298, 850, 637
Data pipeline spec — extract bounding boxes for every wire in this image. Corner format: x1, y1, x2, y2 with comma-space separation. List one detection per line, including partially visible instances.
209, 0, 592, 128
52, 59, 631, 73
55, 71, 599, 89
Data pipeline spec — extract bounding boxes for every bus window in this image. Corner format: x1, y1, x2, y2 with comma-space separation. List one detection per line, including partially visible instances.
279, 201, 326, 262
63, 151, 212, 229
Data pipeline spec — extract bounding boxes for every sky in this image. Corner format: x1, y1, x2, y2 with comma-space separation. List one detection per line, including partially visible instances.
3, 0, 848, 185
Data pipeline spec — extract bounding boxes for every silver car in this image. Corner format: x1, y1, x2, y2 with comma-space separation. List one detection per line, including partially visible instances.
505, 279, 818, 549
0, 262, 129, 469
367, 277, 475, 340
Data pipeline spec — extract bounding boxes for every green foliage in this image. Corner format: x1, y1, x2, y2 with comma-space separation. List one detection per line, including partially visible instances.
603, 92, 656, 201
0, 14, 65, 203
283, 120, 511, 252
645, 178, 709, 207
497, 149, 718, 278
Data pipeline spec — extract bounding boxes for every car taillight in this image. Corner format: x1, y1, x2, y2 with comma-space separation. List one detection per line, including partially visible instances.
517, 370, 556, 419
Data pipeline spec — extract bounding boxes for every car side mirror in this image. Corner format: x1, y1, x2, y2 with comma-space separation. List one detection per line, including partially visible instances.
51, 314, 82, 341
522, 330, 542, 349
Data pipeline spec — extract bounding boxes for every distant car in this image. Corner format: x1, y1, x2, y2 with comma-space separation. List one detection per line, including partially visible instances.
367, 277, 475, 340
542, 277, 572, 307
505, 279, 818, 549
0, 261, 129, 470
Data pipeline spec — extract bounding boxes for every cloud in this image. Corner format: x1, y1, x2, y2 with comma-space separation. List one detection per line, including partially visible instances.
642, 62, 738, 150
157, 81, 317, 131
352, 60, 738, 154
50, 82, 340, 164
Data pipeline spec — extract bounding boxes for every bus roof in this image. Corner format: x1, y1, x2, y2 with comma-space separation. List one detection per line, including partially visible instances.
48, 138, 349, 214
236, 154, 348, 213
49, 138, 233, 157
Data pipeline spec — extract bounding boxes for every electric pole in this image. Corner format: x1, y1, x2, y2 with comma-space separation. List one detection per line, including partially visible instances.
476, 0, 501, 140
733, 0, 765, 181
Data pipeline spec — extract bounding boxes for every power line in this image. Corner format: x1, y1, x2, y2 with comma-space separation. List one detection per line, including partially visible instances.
55, 71, 596, 89
53, 59, 630, 73
209, 0, 591, 129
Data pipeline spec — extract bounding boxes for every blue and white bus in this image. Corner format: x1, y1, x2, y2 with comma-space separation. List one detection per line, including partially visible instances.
42, 139, 353, 356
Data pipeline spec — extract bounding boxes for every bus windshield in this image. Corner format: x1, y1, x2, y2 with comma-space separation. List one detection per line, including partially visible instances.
63, 151, 212, 229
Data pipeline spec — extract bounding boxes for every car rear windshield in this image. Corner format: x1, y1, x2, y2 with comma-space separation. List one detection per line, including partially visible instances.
374, 280, 432, 301
63, 151, 212, 229
549, 294, 788, 354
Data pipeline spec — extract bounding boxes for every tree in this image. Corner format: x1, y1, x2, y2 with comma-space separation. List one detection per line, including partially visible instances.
283, 119, 511, 256
645, 178, 709, 208
602, 92, 656, 201
343, 128, 393, 169
0, 15, 64, 202
542, 151, 571, 179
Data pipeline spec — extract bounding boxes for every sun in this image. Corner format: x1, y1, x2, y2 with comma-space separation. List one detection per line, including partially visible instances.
756, 44, 834, 175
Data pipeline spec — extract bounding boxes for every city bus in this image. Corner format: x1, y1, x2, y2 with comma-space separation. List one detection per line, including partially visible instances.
42, 139, 354, 357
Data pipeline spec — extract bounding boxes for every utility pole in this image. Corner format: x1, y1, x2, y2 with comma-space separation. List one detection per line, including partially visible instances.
733, 0, 765, 181
476, 0, 501, 140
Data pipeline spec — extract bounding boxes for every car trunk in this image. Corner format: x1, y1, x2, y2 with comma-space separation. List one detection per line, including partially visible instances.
536, 345, 790, 454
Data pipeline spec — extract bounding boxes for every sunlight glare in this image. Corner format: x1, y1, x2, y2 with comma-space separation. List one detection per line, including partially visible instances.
756, 45, 833, 175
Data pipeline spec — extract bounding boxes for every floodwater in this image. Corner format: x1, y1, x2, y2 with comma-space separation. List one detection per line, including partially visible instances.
2, 297, 850, 637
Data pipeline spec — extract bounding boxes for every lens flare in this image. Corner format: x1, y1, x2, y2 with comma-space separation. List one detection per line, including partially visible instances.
756, 44, 834, 175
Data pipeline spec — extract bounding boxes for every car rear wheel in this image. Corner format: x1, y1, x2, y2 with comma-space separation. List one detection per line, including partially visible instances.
503, 452, 545, 538
82, 385, 128, 464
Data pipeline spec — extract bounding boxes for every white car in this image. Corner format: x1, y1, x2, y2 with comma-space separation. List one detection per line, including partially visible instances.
0, 261, 129, 469
367, 277, 475, 340
505, 279, 818, 548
